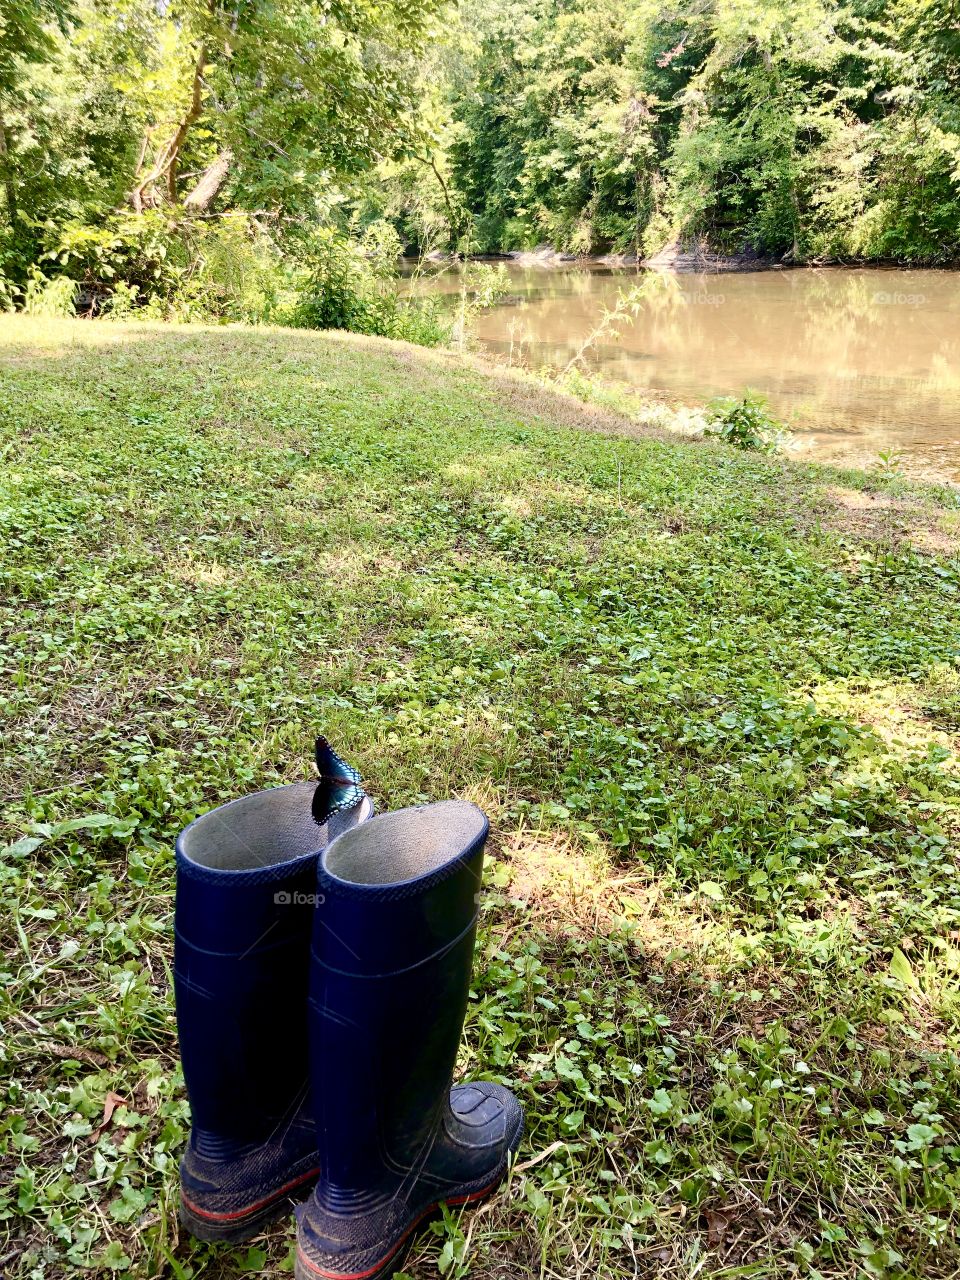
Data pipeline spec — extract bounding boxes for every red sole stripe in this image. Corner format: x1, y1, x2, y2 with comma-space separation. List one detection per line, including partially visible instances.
295, 1177, 501, 1280
181, 1165, 321, 1223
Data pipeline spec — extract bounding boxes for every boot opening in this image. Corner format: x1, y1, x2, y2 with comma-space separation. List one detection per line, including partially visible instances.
322, 800, 487, 886
180, 783, 373, 871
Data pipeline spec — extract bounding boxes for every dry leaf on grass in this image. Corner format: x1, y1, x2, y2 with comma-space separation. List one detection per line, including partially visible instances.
90, 1091, 128, 1141
703, 1204, 739, 1247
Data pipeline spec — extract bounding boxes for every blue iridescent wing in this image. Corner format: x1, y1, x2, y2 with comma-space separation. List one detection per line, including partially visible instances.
311, 736, 366, 824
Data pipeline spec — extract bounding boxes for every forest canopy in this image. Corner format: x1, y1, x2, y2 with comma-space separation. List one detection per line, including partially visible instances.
435, 0, 960, 263
1, 0, 958, 321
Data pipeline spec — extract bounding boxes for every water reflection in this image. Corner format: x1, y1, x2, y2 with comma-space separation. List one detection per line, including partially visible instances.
406, 264, 960, 478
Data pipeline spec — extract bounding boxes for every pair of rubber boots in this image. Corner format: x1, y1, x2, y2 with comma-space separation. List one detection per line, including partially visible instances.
174, 741, 523, 1280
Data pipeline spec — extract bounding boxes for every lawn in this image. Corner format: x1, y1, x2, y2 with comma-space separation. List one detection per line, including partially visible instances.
3, 315, 960, 1280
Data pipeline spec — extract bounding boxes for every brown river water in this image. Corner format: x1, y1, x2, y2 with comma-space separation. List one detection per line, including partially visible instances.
407, 264, 960, 481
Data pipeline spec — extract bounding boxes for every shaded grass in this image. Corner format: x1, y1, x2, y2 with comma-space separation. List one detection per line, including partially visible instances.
2, 316, 960, 1279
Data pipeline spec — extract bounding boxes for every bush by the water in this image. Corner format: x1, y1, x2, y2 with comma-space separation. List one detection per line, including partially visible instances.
705, 390, 787, 453
291, 226, 450, 346
1, 216, 452, 347
5, 213, 298, 326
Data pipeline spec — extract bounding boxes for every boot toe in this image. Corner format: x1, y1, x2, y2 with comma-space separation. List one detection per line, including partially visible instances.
448, 1081, 524, 1153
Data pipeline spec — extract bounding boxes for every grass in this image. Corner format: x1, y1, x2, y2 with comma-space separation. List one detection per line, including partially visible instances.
2, 314, 960, 1280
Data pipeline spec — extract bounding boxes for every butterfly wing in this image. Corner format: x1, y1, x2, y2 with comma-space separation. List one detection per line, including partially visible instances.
311, 735, 367, 825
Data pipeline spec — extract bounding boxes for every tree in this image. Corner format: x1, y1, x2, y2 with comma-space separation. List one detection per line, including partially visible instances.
110, 0, 441, 219
440, 0, 960, 262
0, 0, 445, 292
0, 0, 72, 241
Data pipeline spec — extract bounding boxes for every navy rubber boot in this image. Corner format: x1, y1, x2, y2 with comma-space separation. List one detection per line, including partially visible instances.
295, 801, 524, 1280
175, 741, 373, 1242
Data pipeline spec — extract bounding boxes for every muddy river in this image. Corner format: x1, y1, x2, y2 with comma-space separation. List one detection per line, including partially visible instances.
408, 263, 960, 480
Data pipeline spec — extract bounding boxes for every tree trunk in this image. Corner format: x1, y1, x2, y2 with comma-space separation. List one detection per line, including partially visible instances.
129, 43, 206, 211
165, 46, 206, 203
184, 147, 233, 210
412, 150, 461, 245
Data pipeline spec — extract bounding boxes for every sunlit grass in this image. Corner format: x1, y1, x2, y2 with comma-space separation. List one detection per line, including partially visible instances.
2, 316, 960, 1279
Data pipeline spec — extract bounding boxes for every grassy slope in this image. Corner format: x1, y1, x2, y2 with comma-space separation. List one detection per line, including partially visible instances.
3, 316, 960, 1280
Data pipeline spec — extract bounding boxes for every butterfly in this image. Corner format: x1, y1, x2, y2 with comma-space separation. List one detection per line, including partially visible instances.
311, 735, 367, 825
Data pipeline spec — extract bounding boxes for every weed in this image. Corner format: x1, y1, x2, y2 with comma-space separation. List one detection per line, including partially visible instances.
705, 389, 787, 453
21, 270, 77, 319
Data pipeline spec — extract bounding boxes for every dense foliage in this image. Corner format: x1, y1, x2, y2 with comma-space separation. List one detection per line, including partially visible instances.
0, 0, 445, 323
428, 0, 960, 261
2, 0, 957, 319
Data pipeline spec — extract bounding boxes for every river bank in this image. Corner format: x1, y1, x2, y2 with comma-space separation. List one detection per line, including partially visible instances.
426, 244, 776, 270
407, 261, 960, 483
423, 243, 960, 273
3, 315, 960, 1280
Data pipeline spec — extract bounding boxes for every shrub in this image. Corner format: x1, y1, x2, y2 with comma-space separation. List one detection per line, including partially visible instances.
167, 219, 296, 325
705, 390, 786, 454
22, 269, 77, 318
51, 212, 181, 301
0, 272, 21, 312
23, 213, 452, 346
292, 227, 451, 347
101, 281, 141, 321
48, 213, 296, 325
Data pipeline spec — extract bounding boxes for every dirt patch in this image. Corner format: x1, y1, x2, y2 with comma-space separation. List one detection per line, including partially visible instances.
914, 524, 960, 555
487, 826, 760, 967
818, 485, 960, 554
373, 340, 683, 447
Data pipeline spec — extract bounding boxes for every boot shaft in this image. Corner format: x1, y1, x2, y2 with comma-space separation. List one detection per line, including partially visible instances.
175, 753, 372, 1146
307, 802, 488, 1202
